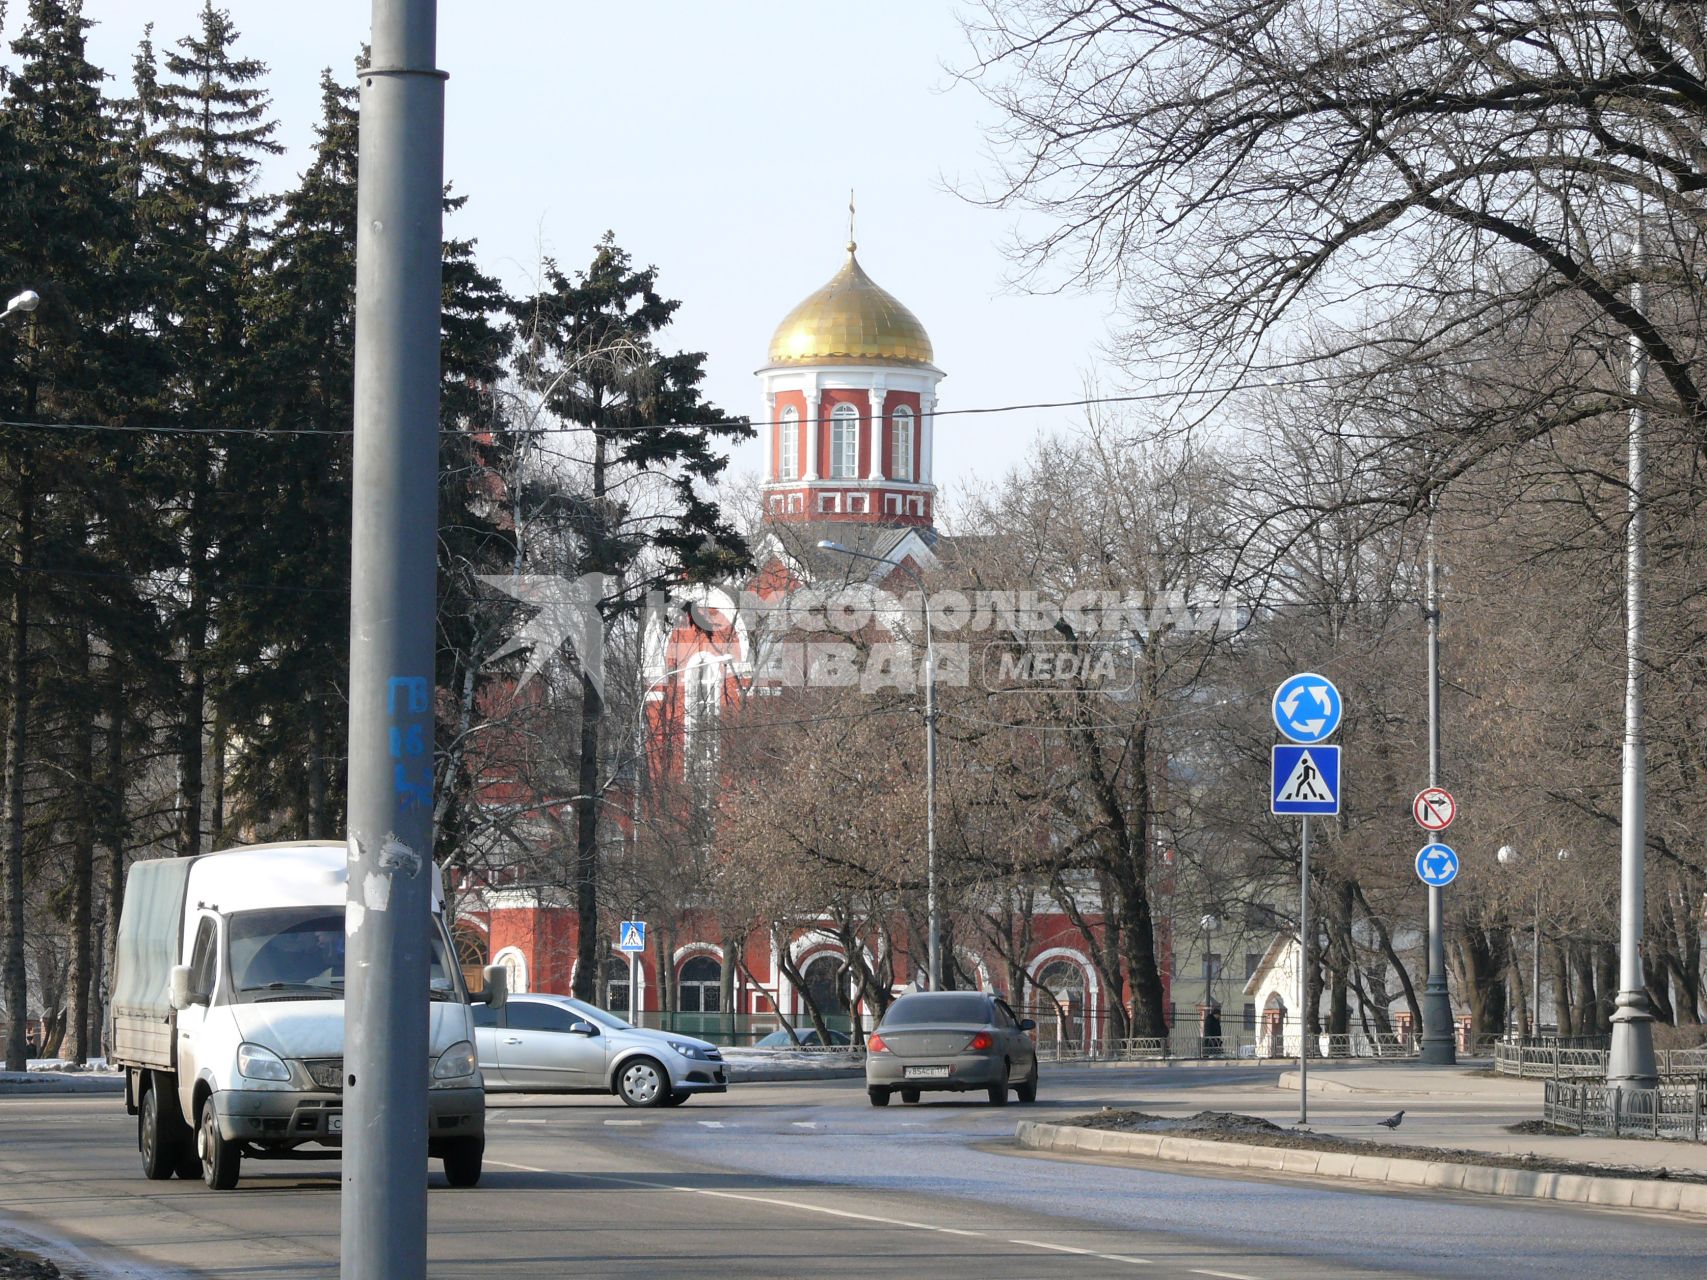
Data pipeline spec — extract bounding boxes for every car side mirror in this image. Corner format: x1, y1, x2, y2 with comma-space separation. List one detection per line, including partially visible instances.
568, 1020, 599, 1036
1019, 1018, 1037, 1032
475, 965, 507, 1011
169, 965, 205, 1011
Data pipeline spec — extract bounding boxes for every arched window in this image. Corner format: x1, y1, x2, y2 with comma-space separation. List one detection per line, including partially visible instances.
778, 406, 798, 480
802, 953, 850, 1020
1035, 958, 1086, 1051
889, 406, 913, 481
829, 403, 859, 478
678, 954, 722, 1013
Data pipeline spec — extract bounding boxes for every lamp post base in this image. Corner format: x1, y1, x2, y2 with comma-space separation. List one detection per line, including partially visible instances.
1608, 992, 1658, 1089
1418, 980, 1457, 1065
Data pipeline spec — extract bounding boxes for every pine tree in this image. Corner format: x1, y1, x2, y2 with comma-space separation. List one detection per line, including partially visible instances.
142, 1, 279, 857
516, 235, 751, 1001
0, 0, 159, 1070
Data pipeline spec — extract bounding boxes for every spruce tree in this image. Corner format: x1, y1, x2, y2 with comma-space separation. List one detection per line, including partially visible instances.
142, 1, 278, 857
515, 236, 750, 1001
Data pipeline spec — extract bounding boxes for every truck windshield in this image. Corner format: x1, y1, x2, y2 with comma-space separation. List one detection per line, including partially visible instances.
227, 907, 460, 1003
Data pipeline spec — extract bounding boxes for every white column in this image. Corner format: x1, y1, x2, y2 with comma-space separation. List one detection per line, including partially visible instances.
920, 393, 936, 485
804, 391, 820, 480
763, 393, 777, 481
868, 386, 886, 481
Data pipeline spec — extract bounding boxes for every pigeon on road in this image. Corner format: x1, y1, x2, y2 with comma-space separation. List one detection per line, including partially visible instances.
1378, 1110, 1405, 1129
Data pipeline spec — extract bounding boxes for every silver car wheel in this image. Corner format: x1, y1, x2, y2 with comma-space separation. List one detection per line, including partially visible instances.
618, 1057, 667, 1107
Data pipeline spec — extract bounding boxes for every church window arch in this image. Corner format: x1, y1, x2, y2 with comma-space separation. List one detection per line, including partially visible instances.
778, 406, 798, 480
890, 406, 913, 481
829, 403, 859, 478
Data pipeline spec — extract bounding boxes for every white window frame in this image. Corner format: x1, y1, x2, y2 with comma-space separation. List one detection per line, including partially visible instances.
787, 493, 803, 513
848, 493, 868, 514
778, 406, 798, 480
818, 492, 840, 513
890, 406, 914, 481
829, 404, 859, 479
884, 494, 902, 514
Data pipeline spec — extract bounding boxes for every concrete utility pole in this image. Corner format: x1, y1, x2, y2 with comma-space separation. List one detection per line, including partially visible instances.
1609, 232, 1658, 1090
342, 2, 445, 1277
817, 541, 940, 989
1419, 502, 1457, 1065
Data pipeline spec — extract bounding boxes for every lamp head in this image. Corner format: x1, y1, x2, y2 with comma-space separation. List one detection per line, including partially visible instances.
816, 540, 847, 553
4, 290, 39, 317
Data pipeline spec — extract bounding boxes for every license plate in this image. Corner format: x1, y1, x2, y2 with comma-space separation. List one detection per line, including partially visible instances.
904, 1066, 950, 1079
328, 1115, 343, 1134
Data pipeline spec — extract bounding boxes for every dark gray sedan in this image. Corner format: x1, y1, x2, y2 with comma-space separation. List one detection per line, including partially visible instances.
864, 991, 1038, 1106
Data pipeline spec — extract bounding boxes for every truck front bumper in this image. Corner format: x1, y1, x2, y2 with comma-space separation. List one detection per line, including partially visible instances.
213, 1086, 484, 1146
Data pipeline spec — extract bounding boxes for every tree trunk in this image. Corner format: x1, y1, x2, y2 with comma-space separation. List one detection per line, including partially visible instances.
1327, 877, 1352, 1038
1644, 953, 1676, 1026
209, 712, 225, 849
178, 456, 211, 859
571, 666, 602, 1002
1552, 941, 1575, 1036
1352, 882, 1421, 1031
1573, 943, 1598, 1036
66, 632, 95, 1065
2, 453, 34, 1072
1594, 943, 1618, 1033
100, 670, 126, 1057
720, 938, 737, 1042
307, 704, 327, 837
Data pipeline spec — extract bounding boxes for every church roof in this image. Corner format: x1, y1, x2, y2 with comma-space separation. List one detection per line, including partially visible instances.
765, 244, 935, 370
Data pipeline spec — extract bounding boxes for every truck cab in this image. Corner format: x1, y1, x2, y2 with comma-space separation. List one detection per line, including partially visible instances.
111, 841, 501, 1190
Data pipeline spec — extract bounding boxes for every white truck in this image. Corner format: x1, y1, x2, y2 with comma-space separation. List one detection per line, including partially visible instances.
109, 840, 504, 1190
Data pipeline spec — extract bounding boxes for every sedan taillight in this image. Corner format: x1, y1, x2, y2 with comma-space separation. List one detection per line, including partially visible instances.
868, 1033, 889, 1054
968, 1031, 993, 1051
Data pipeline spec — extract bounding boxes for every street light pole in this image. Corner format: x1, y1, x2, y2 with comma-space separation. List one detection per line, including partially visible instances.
1609, 228, 1658, 1089
343, 2, 445, 1276
817, 541, 939, 990
1419, 499, 1457, 1064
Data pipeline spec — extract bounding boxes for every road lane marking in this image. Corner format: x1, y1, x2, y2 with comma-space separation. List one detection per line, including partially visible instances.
790, 1121, 820, 1129
484, 1161, 1253, 1272
1011, 1238, 1153, 1265
697, 1120, 726, 1128
602, 1119, 644, 1127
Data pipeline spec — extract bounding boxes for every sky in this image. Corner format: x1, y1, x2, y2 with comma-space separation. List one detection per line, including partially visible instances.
51, 1, 1125, 506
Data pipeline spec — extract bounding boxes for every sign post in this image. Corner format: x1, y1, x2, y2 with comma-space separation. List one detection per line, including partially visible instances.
1272, 673, 1343, 1126
617, 920, 647, 1026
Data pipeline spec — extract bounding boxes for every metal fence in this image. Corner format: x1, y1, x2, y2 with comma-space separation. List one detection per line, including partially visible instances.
1544, 1078, 1707, 1142
1495, 1041, 1707, 1079
1034, 1030, 1417, 1063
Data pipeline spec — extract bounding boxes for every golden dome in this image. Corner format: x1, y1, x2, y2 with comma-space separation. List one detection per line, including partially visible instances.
766, 245, 935, 368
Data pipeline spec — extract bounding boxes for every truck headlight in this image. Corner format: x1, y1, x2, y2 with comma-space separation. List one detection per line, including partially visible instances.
237, 1042, 292, 1082
432, 1040, 477, 1083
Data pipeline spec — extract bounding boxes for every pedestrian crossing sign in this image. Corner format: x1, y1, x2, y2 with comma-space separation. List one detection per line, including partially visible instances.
617, 920, 647, 953
1272, 745, 1341, 816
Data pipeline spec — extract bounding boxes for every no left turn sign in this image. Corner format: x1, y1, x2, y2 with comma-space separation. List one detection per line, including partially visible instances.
1413, 787, 1456, 832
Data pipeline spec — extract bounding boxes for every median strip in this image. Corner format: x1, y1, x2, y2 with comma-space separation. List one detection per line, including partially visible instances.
1015, 1117, 1707, 1217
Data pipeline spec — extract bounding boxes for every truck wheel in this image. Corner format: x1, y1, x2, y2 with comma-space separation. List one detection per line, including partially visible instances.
139, 1081, 184, 1181
440, 1137, 483, 1188
197, 1096, 241, 1191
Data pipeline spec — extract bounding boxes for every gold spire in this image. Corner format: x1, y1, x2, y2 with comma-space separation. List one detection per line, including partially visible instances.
766, 231, 934, 369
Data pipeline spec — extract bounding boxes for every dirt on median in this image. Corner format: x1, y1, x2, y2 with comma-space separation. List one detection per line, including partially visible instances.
1065, 1108, 1707, 1186
0, 1246, 67, 1279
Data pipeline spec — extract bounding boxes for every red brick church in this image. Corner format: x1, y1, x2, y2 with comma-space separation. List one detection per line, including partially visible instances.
458, 231, 1166, 1046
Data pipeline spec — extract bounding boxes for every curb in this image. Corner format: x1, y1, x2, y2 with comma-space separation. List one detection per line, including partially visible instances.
1273, 1070, 1516, 1098
1013, 1120, 1707, 1217
727, 1066, 865, 1083
0, 1072, 124, 1095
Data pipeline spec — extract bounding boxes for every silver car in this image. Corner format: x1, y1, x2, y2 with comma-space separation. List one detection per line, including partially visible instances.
865, 991, 1039, 1106
474, 994, 728, 1107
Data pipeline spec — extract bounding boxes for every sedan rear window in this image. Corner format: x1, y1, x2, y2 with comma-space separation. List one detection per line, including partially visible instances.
881, 994, 992, 1026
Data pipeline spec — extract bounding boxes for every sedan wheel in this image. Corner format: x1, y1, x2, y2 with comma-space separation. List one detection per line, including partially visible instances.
900, 1088, 921, 1104
868, 1087, 891, 1107
1016, 1062, 1039, 1104
617, 1057, 669, 1108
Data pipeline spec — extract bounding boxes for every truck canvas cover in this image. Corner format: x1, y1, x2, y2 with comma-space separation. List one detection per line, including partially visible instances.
109, 856, 196, 1070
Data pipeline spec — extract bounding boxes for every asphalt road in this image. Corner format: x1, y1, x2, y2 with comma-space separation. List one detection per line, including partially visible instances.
2, 1066, 1705, 1278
